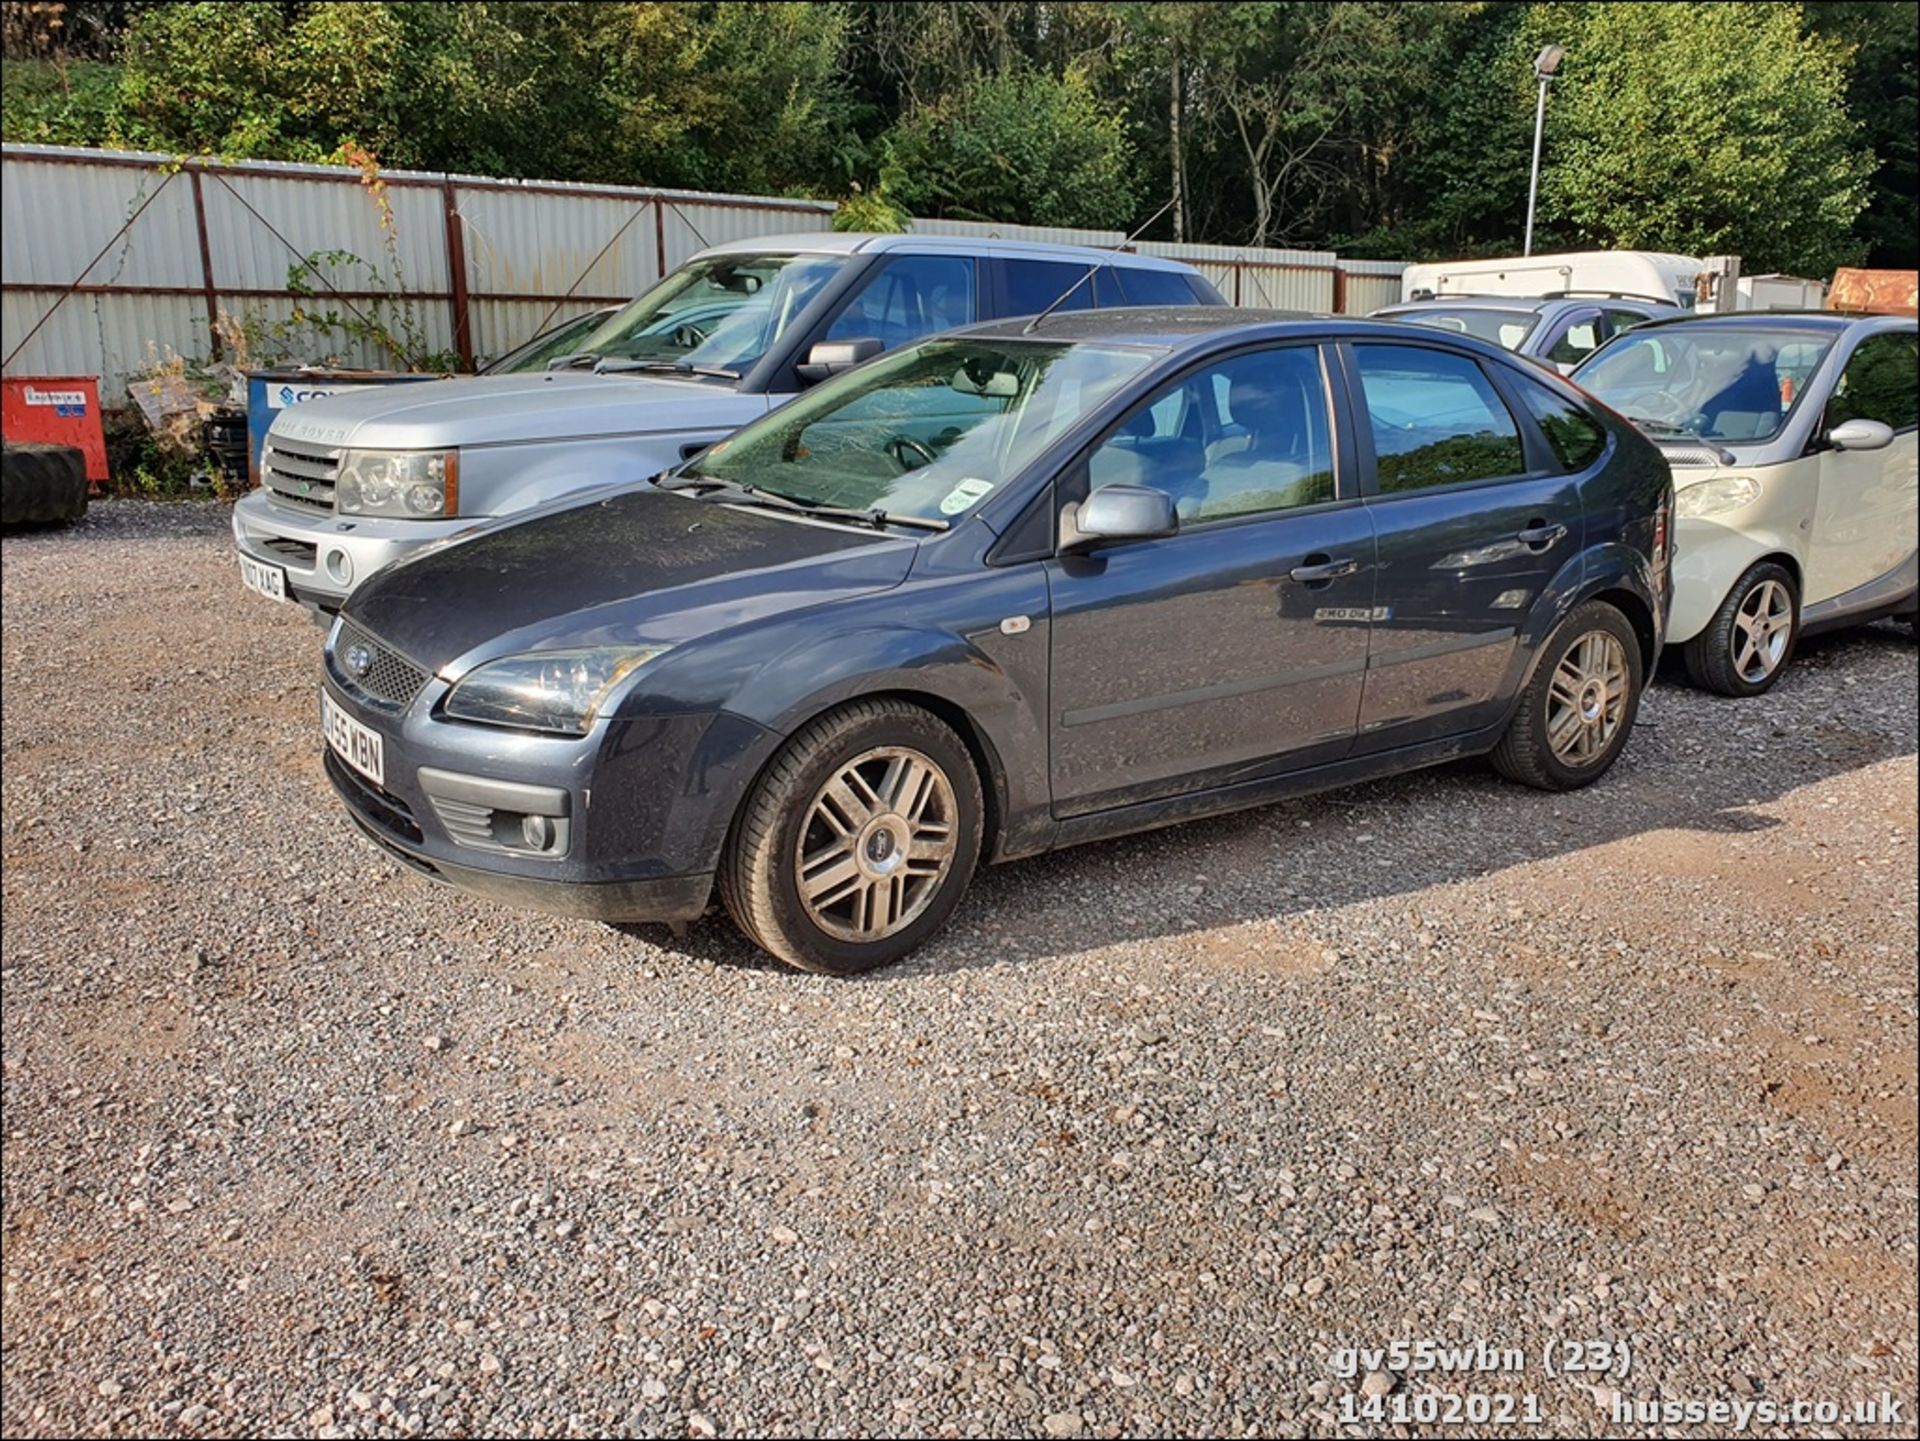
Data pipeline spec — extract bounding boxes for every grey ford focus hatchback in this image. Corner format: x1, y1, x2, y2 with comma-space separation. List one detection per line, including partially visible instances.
320, 310, 1673, 973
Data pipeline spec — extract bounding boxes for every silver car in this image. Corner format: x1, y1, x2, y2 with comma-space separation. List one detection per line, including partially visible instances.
230, 234, 1223, 615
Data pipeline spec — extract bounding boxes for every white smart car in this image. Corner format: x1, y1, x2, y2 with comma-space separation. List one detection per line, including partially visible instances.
1575, 312, 1917, 694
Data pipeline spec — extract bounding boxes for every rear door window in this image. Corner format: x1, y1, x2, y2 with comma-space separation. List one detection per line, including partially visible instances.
1545, 311, 1605, 367
999, 259, 1095, 318
1604, 306, 1657, 338
1351, 343, 1528, 493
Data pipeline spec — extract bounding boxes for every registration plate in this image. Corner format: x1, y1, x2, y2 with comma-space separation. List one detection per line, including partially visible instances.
238, 553, 288, 602
322, 690, 385, 786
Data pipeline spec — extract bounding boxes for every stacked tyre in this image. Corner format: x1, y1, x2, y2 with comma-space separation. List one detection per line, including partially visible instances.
1, 443, 90, 529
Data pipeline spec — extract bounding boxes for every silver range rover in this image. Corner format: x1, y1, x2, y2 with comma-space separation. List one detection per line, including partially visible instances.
229, 232, 1224, 616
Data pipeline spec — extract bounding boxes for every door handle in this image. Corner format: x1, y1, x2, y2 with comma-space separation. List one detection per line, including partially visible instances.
1516, 521, 1567, 550
1288, 555, 1358, 586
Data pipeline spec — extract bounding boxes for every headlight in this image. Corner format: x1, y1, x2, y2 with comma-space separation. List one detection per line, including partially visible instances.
336, 449, 459, 518
441, 646, 672, 734
1674, 475, 1761, 519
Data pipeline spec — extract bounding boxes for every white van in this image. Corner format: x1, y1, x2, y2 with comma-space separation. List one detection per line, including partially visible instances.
1401, 250, 1703, 309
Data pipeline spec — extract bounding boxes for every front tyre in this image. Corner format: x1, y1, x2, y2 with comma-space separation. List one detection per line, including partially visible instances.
1491, 601, 1644, 792
1682, 562, 1798, 696
720, 700, 984, 974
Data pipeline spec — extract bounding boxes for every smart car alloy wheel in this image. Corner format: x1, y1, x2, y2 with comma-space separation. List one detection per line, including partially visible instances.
1731, 578, 1793, 685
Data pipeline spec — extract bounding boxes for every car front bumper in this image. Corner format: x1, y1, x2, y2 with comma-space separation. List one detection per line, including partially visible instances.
316, 649, 774, 924
233, 490, 476, 610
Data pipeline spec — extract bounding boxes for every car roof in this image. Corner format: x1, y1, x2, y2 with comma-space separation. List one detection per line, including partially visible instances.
1626, 310, 1913, 335
948, 307, 1529, 357
1376, 295, 1676, 316
696, 231, 1197, 272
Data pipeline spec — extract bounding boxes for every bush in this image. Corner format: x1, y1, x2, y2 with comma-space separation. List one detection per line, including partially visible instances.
881, 68, 1140, 230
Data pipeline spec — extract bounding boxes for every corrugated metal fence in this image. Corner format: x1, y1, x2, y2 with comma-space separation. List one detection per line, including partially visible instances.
1, 144, 835, 393
3, 144, 1407, 398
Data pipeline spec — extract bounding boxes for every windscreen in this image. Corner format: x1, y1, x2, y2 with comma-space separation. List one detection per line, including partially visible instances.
685, 337, 1159, 523
571, 253, 847, 375
1576, 327, 1835, 443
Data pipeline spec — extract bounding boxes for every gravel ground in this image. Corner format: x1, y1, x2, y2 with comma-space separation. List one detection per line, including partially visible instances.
3, 500, 1916, 1440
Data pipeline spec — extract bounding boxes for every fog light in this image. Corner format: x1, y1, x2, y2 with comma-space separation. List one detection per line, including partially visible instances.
521, 814, 554, 851
325, 549, 353, 584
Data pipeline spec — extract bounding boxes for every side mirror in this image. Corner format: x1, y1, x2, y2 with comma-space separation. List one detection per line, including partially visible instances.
796, 337, 882, 385
1063, 484, 1178, 552
1827, 417, 1894, 452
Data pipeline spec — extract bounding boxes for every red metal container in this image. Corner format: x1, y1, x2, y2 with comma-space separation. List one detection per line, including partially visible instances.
2, 375, 108, 484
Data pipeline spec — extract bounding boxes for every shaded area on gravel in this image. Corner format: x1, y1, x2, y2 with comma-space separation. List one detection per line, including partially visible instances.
4, 501, 1916, 1438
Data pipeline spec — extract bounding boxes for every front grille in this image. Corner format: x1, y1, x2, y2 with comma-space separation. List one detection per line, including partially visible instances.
325, 749, 424, 844
255, 534, 318, 567
326, 619, 430, 713
264, 436, 341, 511
1659, 442, 1732, 469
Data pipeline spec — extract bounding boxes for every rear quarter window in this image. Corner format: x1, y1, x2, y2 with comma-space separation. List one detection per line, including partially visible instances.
1121, 268, 1210, 307
1512, 376, 1609, 470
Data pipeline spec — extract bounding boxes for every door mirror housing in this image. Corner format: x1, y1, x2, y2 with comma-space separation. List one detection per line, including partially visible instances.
796, 337, 882, 385
1063, 484, 1179, 552
1827, 417, 1894, 452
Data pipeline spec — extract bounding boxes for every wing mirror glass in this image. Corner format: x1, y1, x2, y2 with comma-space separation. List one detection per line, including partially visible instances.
1062, 484, 1178, 552
1827, 418, 1894, 452
796, 337, 882, 385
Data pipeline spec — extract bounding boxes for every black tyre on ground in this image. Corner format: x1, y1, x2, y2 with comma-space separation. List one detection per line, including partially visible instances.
720, 699, 985, 974
1682, 561, 1798, 696
1, 442, 89, 529
1491, 600, 1645, 792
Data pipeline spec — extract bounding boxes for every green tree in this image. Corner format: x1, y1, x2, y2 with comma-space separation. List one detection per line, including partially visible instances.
1806, 0, 1918, 267
113, 1, 291, 157
881, 66, 1139, 228
1542, 1, 1872, 276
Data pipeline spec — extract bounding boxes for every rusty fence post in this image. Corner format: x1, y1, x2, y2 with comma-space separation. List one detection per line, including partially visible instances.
188, 167, 222, 359
442, 181, 475, 371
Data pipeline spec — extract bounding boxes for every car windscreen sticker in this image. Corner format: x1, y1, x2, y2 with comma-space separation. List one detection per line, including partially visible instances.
939, 478, 994, 515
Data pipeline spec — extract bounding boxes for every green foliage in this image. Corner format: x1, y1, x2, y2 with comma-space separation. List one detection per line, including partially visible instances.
832, 184, 909, 234
113, 1, 293, 157
881, 67, 1138, 229
1540, 2, 1872, 276
1806, 0, 1919, 267
0, 56, 120, 145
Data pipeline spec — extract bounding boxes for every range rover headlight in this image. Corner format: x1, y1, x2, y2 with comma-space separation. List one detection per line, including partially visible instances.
1674, 475, 1760, 519
441, 646, 672, 735
336, 449, 459, 518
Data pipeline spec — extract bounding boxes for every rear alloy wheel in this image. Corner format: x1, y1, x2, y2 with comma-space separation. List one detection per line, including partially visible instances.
1491, 600, 1644, 791
1683, 562, 1798, 697
721, 700, 983, 974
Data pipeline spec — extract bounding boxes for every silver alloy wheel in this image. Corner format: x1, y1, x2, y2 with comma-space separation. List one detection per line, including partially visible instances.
794, 745, 958, 943
1732, 578, 1793, 684
1546, 630, 1630, 766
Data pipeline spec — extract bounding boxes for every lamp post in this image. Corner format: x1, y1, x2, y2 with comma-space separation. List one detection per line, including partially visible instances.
1523, 44, 1565, 257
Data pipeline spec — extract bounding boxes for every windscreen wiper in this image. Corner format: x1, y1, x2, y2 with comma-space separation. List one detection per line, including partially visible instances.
676, 478, 948, 532
547, 351, 601, 370
596, 358, 742, 380
1626, 415, 1691, 436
